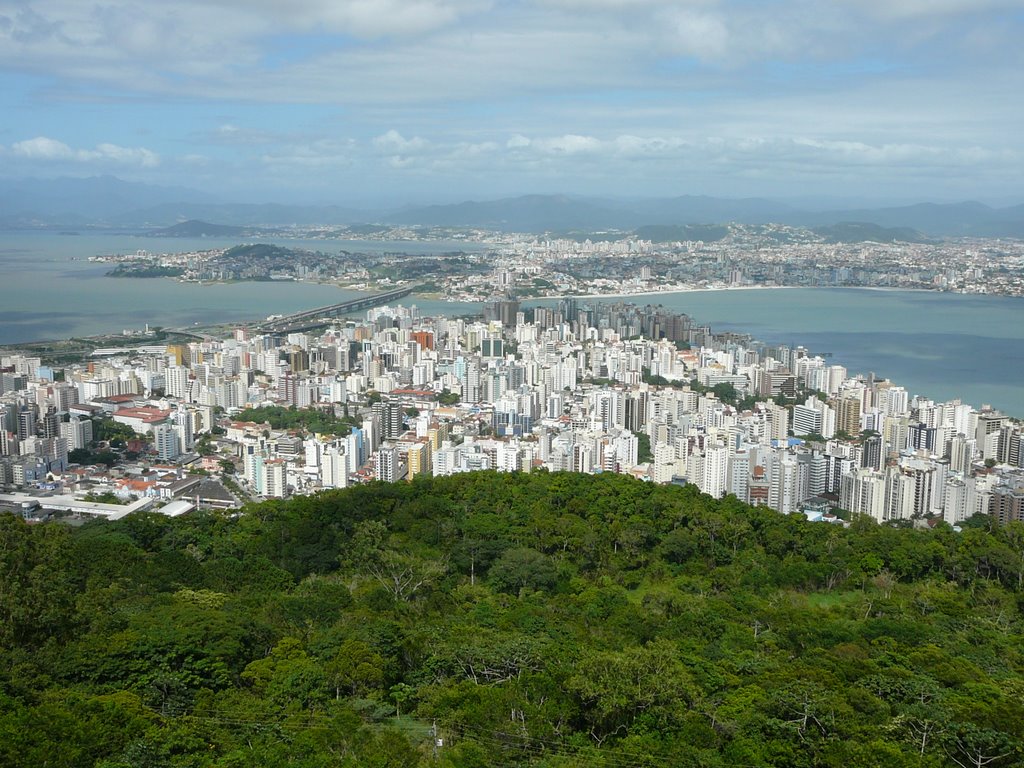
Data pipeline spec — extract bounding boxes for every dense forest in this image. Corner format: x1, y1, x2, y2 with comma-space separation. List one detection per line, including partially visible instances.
2, 471, 1023, 767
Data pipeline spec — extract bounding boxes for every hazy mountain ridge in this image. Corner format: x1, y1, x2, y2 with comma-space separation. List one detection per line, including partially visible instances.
385, 194, 630, 231
633, 224, 732, 242
0, 176, 218, 225
145, 220, 266, 238
390, 195, 1024, 237
1, 176, 1022, 237
115, 203, 372, 228
810, 222, 930, 244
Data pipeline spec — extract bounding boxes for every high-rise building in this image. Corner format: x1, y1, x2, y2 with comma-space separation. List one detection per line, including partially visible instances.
264, 459, 288, 498
942, 477, 974, 525
60, 417, 93, 451
835, 396, 862, 437
699, 444, 729, 498
792, 403, 823, 437
861, 435, 883, 471
840, 468, 887, 522
990, 481, 1024, 525
764, 402, 789, 443
406, 441, 431, 480
375, 446, 405, 483
17, 407, 36, 440
998, 426, 1021, 467
165, 365, 191, 400
321, 447, 349, 488
372, 401, 403, 440
40, 408, 60, 439
908, 422, 937, 452
153, 423, 180, 461
975, 411, 1006, 461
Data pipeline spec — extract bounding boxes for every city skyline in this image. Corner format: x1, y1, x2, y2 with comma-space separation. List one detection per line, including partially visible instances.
2, 0, 1024, 205
3, 297, 1021, 525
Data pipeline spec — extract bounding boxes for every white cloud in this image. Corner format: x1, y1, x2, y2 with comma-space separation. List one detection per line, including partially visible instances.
11, 136, 74, 160
532, 134, 603, 155
10, 136, 160, 166
1, 0, 1018, 108
357, 130, 1020, 183
1, 0, 1022, 201
372, 130, 429, 153
88, 143, 161, 167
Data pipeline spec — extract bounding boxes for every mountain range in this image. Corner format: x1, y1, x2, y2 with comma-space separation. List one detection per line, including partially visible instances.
1, 176, 1022, 238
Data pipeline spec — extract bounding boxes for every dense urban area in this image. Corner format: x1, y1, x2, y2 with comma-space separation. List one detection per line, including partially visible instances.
90, 224, 1024, 299
1, 291, 1021, 527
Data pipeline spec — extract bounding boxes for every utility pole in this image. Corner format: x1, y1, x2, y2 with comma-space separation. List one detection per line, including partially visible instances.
431, 720, 444, 761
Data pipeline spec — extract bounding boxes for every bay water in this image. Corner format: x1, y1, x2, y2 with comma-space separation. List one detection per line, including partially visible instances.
1, 231, 1020, 416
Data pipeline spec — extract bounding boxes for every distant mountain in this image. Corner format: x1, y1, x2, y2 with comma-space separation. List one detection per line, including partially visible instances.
387, 194, 798, 232
1, 175, 1022, 237
796, 202, 1024, 238
633, 224, 731, 243
629, 195, 798, 225
222, 243, 312, 260
114, 203, 373, 228
388, 195, 1024, 237
810, 222, 929, 244
386, 194, 631, 231
0, 175, 217, 225
146, 220, 263, 238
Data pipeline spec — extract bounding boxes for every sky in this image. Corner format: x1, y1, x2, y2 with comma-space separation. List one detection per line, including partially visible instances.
1, 0, 1023, 207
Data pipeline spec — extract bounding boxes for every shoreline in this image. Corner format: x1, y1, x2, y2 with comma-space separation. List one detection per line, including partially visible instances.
4, 286, 1019, 348
527, 284, 786, 302
0, 283, 1017, 348
1, 287, 1022, 418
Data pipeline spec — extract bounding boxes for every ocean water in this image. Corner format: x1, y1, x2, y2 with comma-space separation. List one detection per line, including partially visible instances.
0, 231, 483, 342
1, 232, 1021, 416
573, 288, 1024, 416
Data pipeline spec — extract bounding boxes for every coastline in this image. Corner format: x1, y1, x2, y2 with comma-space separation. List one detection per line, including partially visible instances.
2, 284, 1021, 418
528, 284, 786, 302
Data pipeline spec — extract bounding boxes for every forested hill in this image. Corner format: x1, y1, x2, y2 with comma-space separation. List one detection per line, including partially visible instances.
2, 471, 1023, 767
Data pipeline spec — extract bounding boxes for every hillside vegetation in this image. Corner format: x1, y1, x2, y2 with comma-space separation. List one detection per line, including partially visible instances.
2, 471, 1022, 767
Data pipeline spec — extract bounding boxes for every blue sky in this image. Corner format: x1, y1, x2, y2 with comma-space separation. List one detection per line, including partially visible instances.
1, 0, 1023, 206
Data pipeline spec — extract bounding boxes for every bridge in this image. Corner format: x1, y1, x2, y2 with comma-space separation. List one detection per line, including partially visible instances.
258, 285, 419, 333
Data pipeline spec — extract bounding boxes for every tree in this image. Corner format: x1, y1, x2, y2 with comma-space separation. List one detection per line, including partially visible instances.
488, 547, 557, 594
437, 389, 461, 405
712, 382, 739, 405
326, 639, 385, 698
635, 432, 652, 464
452, 511, 507, 585
0, 514, 77, 647
390, 683, 413, 717
241, 637, 329, 712
344, 520, 445, 602
945, 723, 1016, 768
569, 639, 695, 741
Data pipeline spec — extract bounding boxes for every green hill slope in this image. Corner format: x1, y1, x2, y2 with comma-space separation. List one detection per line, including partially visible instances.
2, 471, 1022, 767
